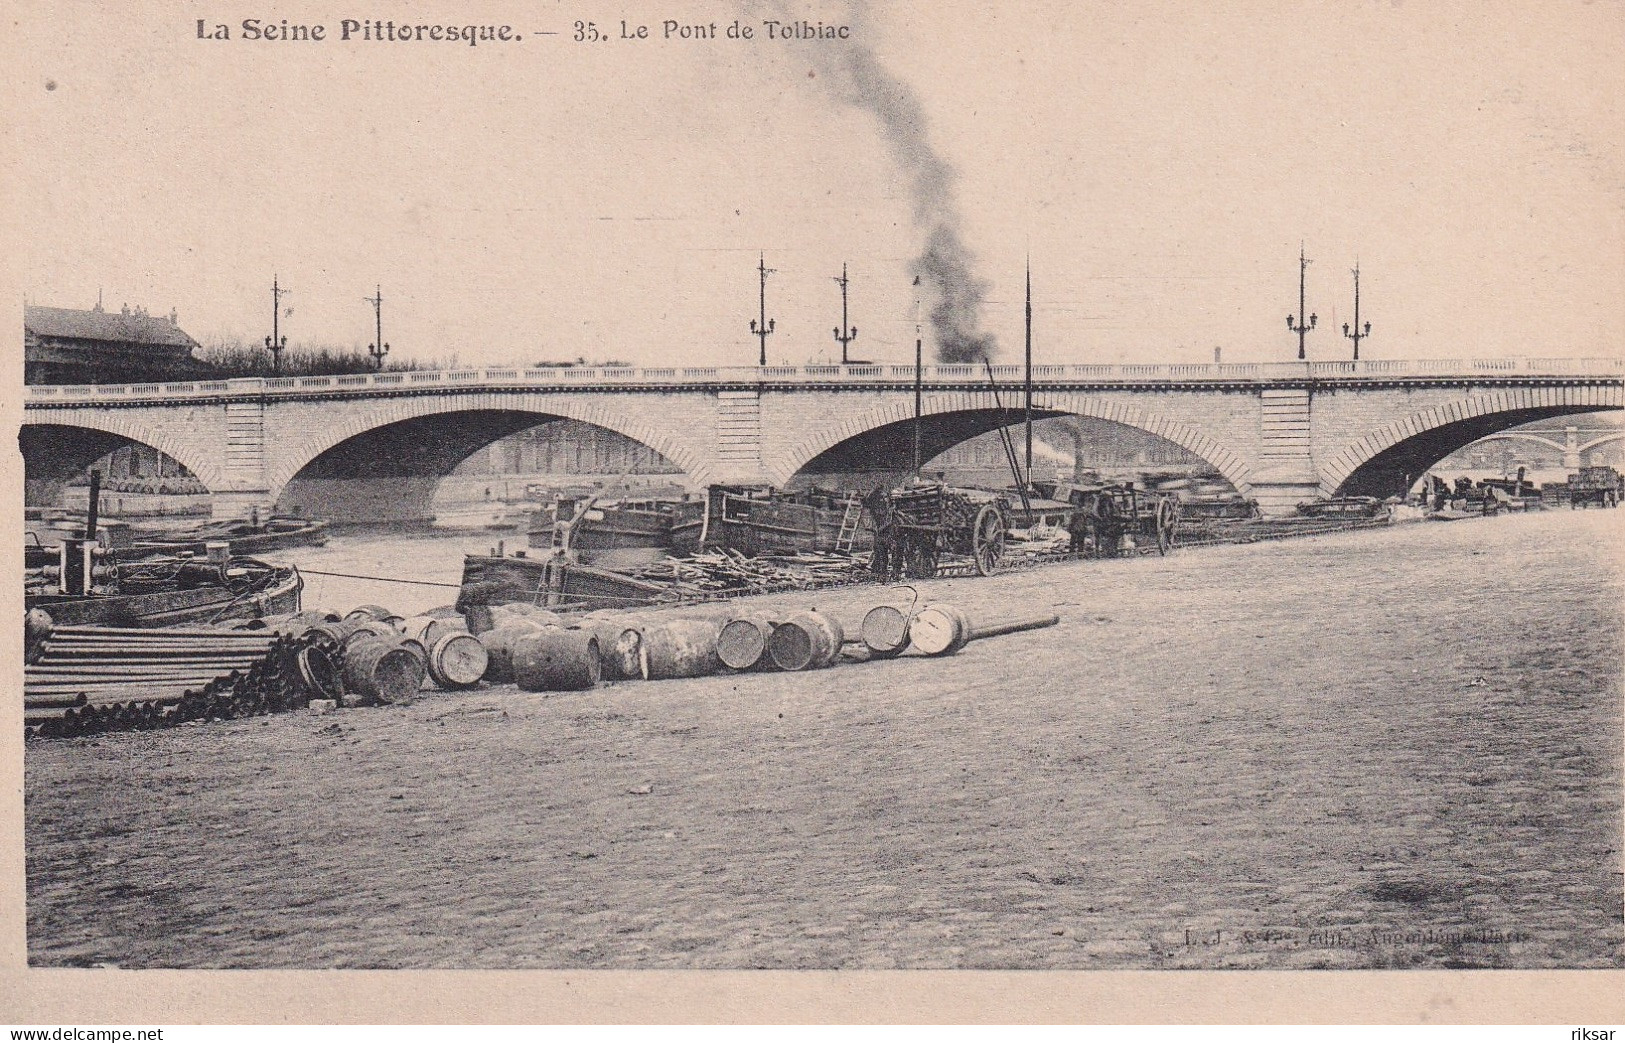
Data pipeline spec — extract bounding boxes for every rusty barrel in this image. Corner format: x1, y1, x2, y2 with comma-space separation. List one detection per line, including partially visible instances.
477, 620, 553, 684
397, 636, 429, 665
908, 604, 973, 657
301, 621, 350, 655
341, 636, 426, 704
639, 618, 722, 680
716, 612, 779, 671
576, 616, 644, 681
296, 645, 343, 701
512, 629, 600, 691
403, 614, 467, 649
341, 619, 399, 651
860, 605, 912, 659
426, 631, 489, 690
767, 610, 844, 672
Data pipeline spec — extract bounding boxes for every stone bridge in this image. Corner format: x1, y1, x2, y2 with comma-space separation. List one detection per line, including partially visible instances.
21, 357, 1623, 520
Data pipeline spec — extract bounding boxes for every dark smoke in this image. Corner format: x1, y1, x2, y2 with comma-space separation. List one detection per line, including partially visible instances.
791, 4, 997, 362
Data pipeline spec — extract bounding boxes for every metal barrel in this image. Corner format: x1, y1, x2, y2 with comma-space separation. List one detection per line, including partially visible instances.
296, 645, 343, 701
340, 636, 426, 705
512, 629, 600, 691
576, 616, 644, 681
908, 604, 972, 656
340, 619, 399, 650
426, 632, 489, 690
403, 614, 468, 649
716, 613, 778, 671
639, 619, 723, 680
477, 623, 535, 684
397, 636, 429, 665
767, 610, 845, 672
860, 605, 911, 659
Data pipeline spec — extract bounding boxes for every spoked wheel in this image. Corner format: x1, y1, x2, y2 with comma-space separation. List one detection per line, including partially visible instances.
1155, 497, 1179, 555
971, 503, 1006, 576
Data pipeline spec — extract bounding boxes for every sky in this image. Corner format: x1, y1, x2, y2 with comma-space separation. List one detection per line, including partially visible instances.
8, 0, 1623, 368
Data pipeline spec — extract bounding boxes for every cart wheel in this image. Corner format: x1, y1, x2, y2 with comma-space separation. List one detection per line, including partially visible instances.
1155, 498, 1179, 555
972, 503, 1006, 576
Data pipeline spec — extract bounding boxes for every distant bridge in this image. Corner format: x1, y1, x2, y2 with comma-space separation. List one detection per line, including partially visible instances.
22, 357, 1623, 519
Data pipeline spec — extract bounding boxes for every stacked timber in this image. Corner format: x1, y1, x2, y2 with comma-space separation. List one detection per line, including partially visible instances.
618, 551, 871, 597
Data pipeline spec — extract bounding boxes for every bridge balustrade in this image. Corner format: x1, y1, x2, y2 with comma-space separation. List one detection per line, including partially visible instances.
21, 357, 1624, 404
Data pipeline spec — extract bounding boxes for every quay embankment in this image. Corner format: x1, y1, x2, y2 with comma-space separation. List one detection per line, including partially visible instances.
24, 508, 1623, 969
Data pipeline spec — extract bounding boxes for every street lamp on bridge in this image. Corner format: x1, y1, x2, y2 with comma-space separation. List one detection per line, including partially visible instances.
365, 285, 390, 371
264, 275, 289, 374
749, 253, 776, 367
1342, 263, 1372, 361
1286, 244, 1316, 360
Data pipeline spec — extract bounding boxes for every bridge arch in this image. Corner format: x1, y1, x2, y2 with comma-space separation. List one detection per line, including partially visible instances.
1578, 431, 1623, 455
265, 393, 711, 497
766, 390, 1254, 494
1320, 386, 1624, 497
267, 397, 705, 524
1472, 432, 1569, 455
20, 415, 221, 493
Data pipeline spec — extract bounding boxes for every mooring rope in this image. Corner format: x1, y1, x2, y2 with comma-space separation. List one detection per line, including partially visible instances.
296, 568, 462, 588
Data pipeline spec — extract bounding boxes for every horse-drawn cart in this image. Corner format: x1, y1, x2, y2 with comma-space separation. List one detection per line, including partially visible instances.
1061, 483, 1180, 557
868, 482, 1011, 578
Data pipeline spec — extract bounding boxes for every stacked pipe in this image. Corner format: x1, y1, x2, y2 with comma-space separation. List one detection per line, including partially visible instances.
24, 625, 316, 739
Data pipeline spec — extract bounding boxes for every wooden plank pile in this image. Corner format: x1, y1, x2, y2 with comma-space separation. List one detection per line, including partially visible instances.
619, 550, 873, 598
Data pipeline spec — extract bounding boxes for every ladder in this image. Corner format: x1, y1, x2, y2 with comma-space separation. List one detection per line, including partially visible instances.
833, 495, 863, 553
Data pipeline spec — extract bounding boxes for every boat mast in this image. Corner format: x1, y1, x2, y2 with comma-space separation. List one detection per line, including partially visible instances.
1024, 258, 1033, 483
913, 276, 923, 475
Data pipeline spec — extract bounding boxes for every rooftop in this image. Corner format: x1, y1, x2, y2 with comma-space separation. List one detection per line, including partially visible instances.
25, 303, 199, 350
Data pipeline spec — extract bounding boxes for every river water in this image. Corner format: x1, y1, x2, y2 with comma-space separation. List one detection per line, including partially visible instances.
277, 523, 531, 618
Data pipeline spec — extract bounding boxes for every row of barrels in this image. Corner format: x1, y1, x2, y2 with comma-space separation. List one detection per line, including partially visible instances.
467, 599, 1060, 693
24, 626, 313, 739
252, 605, 490, 706
25, 600, 1061, 738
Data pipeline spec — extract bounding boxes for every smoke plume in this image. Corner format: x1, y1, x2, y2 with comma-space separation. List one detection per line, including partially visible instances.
796, 5, 997, 362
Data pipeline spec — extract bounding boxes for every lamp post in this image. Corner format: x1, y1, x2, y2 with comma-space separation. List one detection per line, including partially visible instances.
1285, 244, 1316, 360
832, 263, 858, 364
1342, 263, 1371, 361
749, 253, 775, 366
264, 275, 289, 374
365, 285, 389, 371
